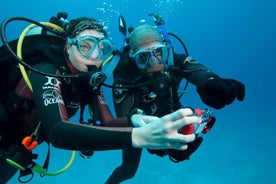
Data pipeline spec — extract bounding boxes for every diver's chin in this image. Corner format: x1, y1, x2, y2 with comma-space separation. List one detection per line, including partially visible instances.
86, 65, 96, 71
87, 58, 102, 68
145, 64, 165, 74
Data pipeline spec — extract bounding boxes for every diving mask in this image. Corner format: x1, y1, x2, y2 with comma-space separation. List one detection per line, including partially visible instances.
68, 35, 113, 59
131, 44, 169, 69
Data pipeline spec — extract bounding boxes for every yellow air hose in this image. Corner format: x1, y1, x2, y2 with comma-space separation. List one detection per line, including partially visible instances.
16, 22, 76, 176
17, 22, 63, 91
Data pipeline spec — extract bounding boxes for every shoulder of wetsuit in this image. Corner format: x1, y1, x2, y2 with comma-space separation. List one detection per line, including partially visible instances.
172, 53, 187, 67
0, 35, 66, 101
113, 46, 142, 84
0, 34, 66, 68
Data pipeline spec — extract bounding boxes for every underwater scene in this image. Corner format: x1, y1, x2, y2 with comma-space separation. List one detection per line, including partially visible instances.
1, 0, 275, 183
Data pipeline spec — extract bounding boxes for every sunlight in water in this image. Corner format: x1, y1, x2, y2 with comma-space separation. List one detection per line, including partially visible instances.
97, 0, 185, 29
152, 0, 184, 13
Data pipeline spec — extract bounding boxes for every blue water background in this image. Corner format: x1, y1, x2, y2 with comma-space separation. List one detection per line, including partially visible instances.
2, 0, 275, 183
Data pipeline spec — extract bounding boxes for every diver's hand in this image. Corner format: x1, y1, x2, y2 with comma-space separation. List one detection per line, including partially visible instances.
197, 77, 245, 109
131, 114, 159, 127
127, 108, 155, 127
131, 108, 201, 150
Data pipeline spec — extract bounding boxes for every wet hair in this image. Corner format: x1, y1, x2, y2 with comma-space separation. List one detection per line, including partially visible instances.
65, 17, 107, 38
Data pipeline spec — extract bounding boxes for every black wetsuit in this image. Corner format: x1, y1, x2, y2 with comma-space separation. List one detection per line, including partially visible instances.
105, 50, 218, 184
0, 35, 133, 183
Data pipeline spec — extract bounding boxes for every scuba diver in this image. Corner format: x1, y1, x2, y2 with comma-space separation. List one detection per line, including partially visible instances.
105, 14, 245, 183
0, 13, 203, 183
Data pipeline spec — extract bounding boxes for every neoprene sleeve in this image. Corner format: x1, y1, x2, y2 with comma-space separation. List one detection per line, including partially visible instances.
29, 62, 133, 151
173, 54, 219, 86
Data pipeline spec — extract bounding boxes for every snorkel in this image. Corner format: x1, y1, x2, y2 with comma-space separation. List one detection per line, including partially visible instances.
148, 13, 190, 97
148, 13, 189, 63
104, 13, 191, 90
148, 13, 174, 67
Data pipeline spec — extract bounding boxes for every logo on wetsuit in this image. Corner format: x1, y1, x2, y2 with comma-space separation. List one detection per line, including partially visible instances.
42, 76, 64, 106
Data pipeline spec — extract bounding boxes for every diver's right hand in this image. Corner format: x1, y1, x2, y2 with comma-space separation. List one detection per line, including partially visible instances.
131, 108, 201, 150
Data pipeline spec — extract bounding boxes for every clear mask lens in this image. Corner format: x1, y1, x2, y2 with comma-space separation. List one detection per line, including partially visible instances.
68, 36, 113, 59
132, 45, 169, 69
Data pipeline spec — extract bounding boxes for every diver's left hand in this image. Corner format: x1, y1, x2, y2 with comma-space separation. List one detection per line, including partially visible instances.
197, 77, 245, 109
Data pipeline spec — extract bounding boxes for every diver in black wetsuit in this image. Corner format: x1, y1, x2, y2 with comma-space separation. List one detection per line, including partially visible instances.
105, 24, 245, 183
0, 16, 203, 183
